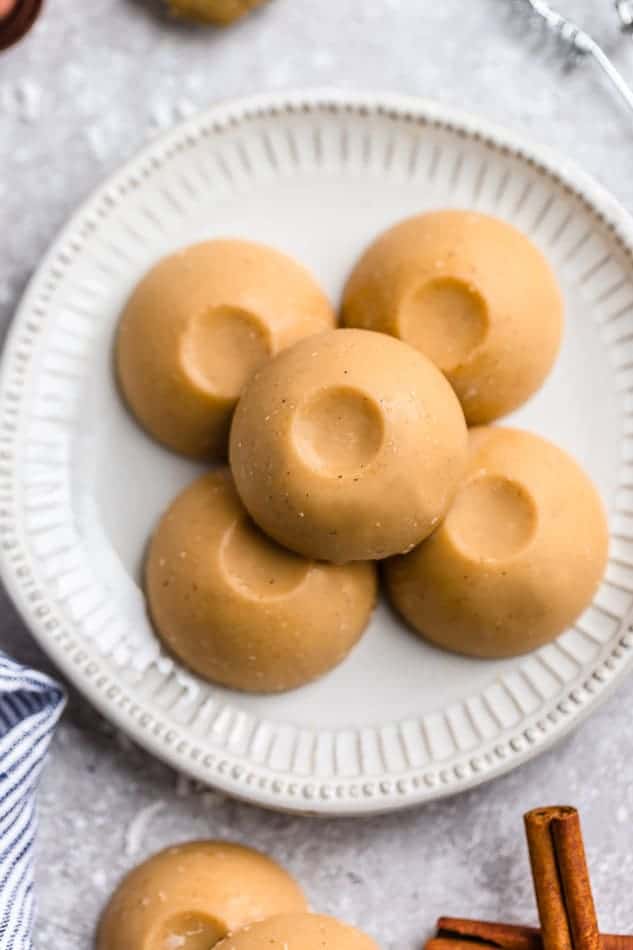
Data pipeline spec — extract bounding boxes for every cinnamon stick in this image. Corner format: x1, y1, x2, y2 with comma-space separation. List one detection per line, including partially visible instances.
427, 939, 489, 950
524, 807, 600, 950
425, 935, 633, 950
430, 918, 633, 950
551, 812, 601, 950
436, 918, 541, 950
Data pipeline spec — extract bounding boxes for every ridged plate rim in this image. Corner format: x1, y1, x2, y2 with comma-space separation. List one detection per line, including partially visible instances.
1, 88, 633, 815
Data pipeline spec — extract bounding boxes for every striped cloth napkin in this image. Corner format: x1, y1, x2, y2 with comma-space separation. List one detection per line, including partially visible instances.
0, 653, 65, 950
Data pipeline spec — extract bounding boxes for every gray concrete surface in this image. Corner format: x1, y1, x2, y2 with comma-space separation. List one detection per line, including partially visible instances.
2, 1, 633, 946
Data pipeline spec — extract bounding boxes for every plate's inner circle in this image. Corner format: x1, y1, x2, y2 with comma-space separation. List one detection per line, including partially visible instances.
10, 99, 633, 810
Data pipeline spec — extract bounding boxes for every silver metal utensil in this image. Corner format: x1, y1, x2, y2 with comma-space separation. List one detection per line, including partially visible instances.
517, 0, 633, 114
615, 0, 633, 33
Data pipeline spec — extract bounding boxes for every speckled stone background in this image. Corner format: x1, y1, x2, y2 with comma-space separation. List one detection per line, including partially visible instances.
2, 1, 633, 947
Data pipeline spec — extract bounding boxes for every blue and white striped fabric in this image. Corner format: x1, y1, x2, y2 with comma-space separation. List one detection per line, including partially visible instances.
0, 654, 65, 950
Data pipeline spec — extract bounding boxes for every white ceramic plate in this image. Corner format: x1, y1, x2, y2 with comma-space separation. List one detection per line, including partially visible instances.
2, 90, 633, 816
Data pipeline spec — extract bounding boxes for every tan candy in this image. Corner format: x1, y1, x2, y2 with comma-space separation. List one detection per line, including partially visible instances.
230, 328, 468, 563
97, 841, 307, 950
168, 0, 266, 23
146, 470, 377, 691
116, 240, 334, 459
216, 914, 380, 950
385, 427, 608, 658
342, 210, 563, 424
